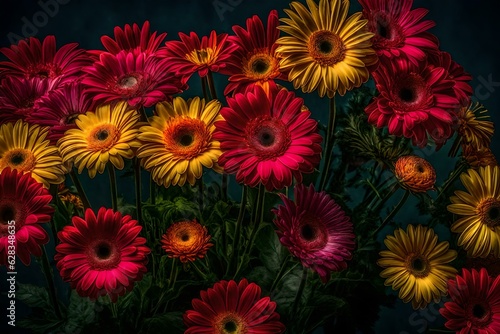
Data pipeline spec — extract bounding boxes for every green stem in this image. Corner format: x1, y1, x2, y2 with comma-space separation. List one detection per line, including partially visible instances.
221, 174, 228, 202
49, 185, 60, 243
269, 255, 291, 292
138, 106, 148, 123
40, 245, 62, 319
207, 71, 218, 100
134, 158, 143, 224
436, 162, 467, 201
201, 76, 210, 102
197, 177, 204, 215
109, 297, 118, 318
108, 164, 118, 212
290, 266, 308, 317
69, 169, 91, 210
319, 96, 337, 191
168, 259, 177, 288
191, 261, 208, 280
150, 174, 156, 205
373, 190, 410, 236
226, 186, 248, 276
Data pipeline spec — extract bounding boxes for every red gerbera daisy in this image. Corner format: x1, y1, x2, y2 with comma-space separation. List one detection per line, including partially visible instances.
359, 0, 439, 64
0, 168, 53, 266
273, 184, 355, 282
27, 81, 94, 145
55, 207, 150, 302
184, 278, 285, 333
159, 30, 238, 83
0, 35, 91, 84
428, 51, 473, 107
82, 50, 185, 108
213, 86, 322, 191
0, 76, 58, 124
94, 20, 167, 56
223, 10, 287, 96
440, 268, 500, 333
365, 57, 460, 148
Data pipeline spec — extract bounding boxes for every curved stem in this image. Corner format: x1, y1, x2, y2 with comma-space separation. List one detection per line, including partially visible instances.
373, 190, 410, 236
69, 169, 91, 210
318, 96, 337, 191
207, 71, 218, 101
108, 164, 118, 212
226, 186, 248, 276
290, 266, 308, 317
436, 162, 467, 201
269, 255, 292, 292
40, 245, 62, 319
191, 261, 208, 280
134, 158, 143, 223
150, 174, 156, 205
197, 178, 204, 214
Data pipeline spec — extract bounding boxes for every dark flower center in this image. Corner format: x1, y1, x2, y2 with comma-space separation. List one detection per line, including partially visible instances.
301, 224, 316, 241
318, 40, 333, 54
473, 304, 486, 319
258, 130, 275, 147
416, 164, 425, 173
37, 70, 49, 78
0, 206, 15, 224
412, 258, 425, 271
179, 133, 194, 147
181, 233, 190, 242
376, 17, 392, 39
407, 255, 430, 277
96, 129, 109, 141
65, 113, 80, 125
95, 242, 112, 260
224, 321, 237, 332
478, 198, 500, 228
10, 153, 25, 165
246, 116, 291, 159
488, 207, 500, 221
399, 87, 416, 103
308, 30, 346, 66
120, 76, 138, 88
251, 58, 270, 74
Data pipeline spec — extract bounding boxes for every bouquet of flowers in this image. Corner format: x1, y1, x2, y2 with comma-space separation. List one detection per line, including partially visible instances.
1, 0, 499, 333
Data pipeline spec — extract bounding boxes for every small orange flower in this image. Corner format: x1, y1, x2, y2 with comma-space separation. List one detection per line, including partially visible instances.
394, 155, 436, 192
463, 144, 497, 169
161, 219, 212, 263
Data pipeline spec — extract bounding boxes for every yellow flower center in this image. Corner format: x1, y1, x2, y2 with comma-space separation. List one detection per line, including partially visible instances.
88, 124, 119, 151
477, 198, 500, 228
308, 30, 346, 66
242, 51, 278, 80
0, 148, 37, 173
163, 118, 210, 160
186, 47, 217, 66
406, 254, 430, 278
214, 312, 247, 334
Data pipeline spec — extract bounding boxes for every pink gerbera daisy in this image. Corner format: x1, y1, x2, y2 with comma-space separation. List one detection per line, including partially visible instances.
213, 86, 322, 191
440, 268, 500, 333
0, 76, 58, 124
55, 207, 150, 302
223, 10, 287, 96
159, 30, 238, 83
359, 0, 439, 64
273, 184, 355, 282
0, 35, 91, 84
184, 279, 285, 333
82, 50, 185, 108
27, 81, 94, 145
0, 168, 53, 266
365, 57, 460, 148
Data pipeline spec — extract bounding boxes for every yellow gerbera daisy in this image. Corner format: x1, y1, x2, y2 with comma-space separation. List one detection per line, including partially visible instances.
137, 97, 222, 187
0, 120, 65, 188
58, 101, 140, 178
378, 224, 457, 310
276, 0, 377, 97
448, 166, 500, 258
457, 102, 494, 149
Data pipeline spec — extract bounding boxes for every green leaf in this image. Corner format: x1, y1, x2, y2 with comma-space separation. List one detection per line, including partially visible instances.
60, 291, 96, 334
254, 224, 287, 273
16, 283, 52, 310
142, 312, 184, 333
18, 317, 64, 333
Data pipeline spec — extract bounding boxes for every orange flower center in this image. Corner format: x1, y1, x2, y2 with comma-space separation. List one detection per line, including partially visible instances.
477, 198, 500, 228
214, 312, 247, 334
242, 51, 279, 80
88, 124, 119, 152
245, 116, 291, 160
405, 254, 430, 278
163, 118, 210, 160
87, 240, 121, 269
186, 47, 217, 66
307, 30, 346, 66
0, 148, 37, 173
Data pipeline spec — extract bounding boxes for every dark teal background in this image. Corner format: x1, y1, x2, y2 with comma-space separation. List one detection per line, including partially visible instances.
1, 0, 500, 333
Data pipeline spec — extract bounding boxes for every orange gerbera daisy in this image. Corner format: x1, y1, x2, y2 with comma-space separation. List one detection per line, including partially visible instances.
161, 219, 212, 263
394, 155, 436, 192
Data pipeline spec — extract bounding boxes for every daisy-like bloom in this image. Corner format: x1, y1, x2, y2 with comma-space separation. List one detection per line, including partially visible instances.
160, 30, 238, 83
0, 120, 65, 188
394, 155, 436, 192
457, 102, 495, 149
0, 76, 58, 124
0, 35, 91, 83
55, 207, 150, 301
0, 168, 53, 266
365, 57, 459, 148
161, 219, 212, 263
440, 268, 500, 333
378, 224, 458, 310
359, 0, 439, 64
463, 144, 498, 169
224, 10, 287, 96
137, 97, 222, 187
97, 21, 167, 55
58, 102, 140, 178
447, 166, 500, 258
27, 82, 94, 145
184, 278, 285, 333
276, 0, 377, 97
214, 86, 322, 191
273, 184, 355, 282
82, 50, 185, 108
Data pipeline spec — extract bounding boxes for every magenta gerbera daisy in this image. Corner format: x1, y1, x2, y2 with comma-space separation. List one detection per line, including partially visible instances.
0, 35, 91, 84
27, 81, 94, 145
359, 0, 439, 65
223, 10, 287, 96
55, 207, 150, 302
159, 30, 238, 83
96, 20, 167, 56
213, 85, 322, 191
184, 278, 285, 333
82, 50, 185, 108
440, 268, 500, 333
273, 184, 355, 282
365, 57, 460, 148
0, 168, 53, 266
0, 76, 58, 124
